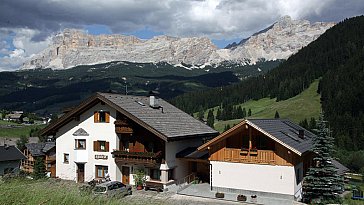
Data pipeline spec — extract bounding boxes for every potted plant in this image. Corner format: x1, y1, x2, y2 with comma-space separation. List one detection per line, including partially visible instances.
215, 192, 225, 198
237, 194, 247, 201
133, 169, 146, 190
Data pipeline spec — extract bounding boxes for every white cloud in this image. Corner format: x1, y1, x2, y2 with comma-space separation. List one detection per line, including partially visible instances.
0, 28, 51, 71
0, 0, 363, 71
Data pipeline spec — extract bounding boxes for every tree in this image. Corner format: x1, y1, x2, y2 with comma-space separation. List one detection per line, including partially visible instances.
303, 112, 342, 204
207, 110, 215, 128
248, 108, 252, 117
224, 124, 231, 132
242, 108, 246, 118
309, 117, 317, 131
236, 106, 244, 119
33, 157, 46, 179
16, 135, 29, 151
299, 118, 309, 129
198, 109, 204, 121
216, 108, 221, 120
274, 111, 280, 118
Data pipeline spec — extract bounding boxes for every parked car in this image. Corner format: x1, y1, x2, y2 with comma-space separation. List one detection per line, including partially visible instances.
93, 181, 132, 197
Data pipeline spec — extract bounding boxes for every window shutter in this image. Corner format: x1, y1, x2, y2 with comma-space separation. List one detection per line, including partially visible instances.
105, 112, 110, 123
94, 112, 99, 123
106, 142, 109, 152
93, 141, 98, 151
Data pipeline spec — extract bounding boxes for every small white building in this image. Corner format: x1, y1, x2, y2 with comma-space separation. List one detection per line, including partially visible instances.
40, 92, 218, 188
196, 119, 315, 201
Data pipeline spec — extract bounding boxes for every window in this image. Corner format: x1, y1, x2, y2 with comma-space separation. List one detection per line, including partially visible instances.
64, 153, 69, 163
150, 168, 161, 181
94, 111, 110, 123
75, 139, 86, 149
94, 141, 109, 152
96, 165, 108, 178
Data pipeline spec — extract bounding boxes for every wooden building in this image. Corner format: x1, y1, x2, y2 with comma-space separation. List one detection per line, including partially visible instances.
22, 142, 56, 177
196, 119, 315, 201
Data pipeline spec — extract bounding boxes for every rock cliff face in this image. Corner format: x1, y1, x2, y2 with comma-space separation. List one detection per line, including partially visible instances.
227, 16, 335, 63
22, 16, 335, 69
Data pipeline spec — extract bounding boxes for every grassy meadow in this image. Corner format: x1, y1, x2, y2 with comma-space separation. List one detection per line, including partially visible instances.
0, 120, 45, 138
0, 178, 172, 205
212, 80, 321, 132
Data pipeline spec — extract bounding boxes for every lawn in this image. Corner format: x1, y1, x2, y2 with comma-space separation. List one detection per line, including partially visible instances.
0, 120, 45, 138
213, 80, 321, 132
0, 178, 171, 205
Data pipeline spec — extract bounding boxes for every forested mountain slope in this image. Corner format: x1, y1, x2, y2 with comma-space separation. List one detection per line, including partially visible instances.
172, 15, 364, 151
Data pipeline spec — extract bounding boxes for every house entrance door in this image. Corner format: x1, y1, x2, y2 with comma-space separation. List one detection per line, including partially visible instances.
122, 166, 130, 184
77, 163, 85, 183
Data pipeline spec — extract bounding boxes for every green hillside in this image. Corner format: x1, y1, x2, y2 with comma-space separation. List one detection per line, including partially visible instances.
213, 80, 320, 132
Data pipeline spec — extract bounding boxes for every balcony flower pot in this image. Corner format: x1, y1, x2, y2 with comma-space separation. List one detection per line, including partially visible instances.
215, 192, 225, 198
237, 194, 247, 201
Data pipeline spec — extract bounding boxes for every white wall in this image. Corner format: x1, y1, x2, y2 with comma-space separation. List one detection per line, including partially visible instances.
56, 103, 120, 182
211, 161, 296, 196
165, 138, 203, 180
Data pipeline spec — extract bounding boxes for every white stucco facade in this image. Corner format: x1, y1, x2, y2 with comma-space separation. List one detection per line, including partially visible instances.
210, 161, 300, 197
55, 103, 120, 182
54, 102, 201, 185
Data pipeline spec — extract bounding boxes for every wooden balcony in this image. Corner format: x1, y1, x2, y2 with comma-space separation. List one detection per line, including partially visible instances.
111, 150, 162, 165
223, 148, 276, 165
114, 120, 133, 134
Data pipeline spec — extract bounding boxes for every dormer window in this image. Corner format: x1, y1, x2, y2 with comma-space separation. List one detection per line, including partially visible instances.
94, 111, 110, 123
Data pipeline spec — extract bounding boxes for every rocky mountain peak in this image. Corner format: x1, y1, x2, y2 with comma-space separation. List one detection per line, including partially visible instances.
22, 16, 335, 70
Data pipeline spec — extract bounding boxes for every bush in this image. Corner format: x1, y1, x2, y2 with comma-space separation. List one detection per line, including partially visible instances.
237, 194, 247, 201
215, 192, 224, 198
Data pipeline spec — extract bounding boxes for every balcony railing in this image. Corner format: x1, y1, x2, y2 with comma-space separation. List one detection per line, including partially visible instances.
114, 120, 133, 134
111, 150, 162, 165
224, 148, 276, 165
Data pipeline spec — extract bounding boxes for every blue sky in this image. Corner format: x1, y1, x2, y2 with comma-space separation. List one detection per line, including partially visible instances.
1, 0, 363, 71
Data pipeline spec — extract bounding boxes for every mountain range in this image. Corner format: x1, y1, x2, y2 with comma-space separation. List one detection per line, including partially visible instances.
22, 16, 334, 70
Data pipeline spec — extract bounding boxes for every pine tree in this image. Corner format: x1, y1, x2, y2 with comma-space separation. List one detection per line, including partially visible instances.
224, 124, 231, 132
303, 112, 342, 204
216, 108, 221, 121
242, 108, 246, 118
198, 109, 204, 121
274, 111, 280, 118
236, 106, 244, 118
299, 118, 309, 129
207, 110, 215, 128
33, 157, 46, 179
309, 117, 317, 131
248, 108, 252, 117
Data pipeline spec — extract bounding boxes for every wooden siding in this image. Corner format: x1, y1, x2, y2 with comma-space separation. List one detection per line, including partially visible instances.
208, 125, 300, 166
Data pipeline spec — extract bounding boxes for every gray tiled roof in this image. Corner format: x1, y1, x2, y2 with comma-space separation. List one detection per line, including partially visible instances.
0, 145, 26, 161
248, 119, 314, 154
99, 93, 218, 139
332, 159, 350, 175
42, 142, 56, 153
25, 142, 55, 157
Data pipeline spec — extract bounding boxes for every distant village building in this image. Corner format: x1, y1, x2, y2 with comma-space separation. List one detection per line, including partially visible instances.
5, 113, 24, 123
0, 145, 26, 175
40, 92, 218, 189
22, 142, 56, 177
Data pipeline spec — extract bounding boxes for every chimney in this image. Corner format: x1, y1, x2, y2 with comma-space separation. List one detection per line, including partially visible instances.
149, 91, 160, 108
298, 129, 305, 139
